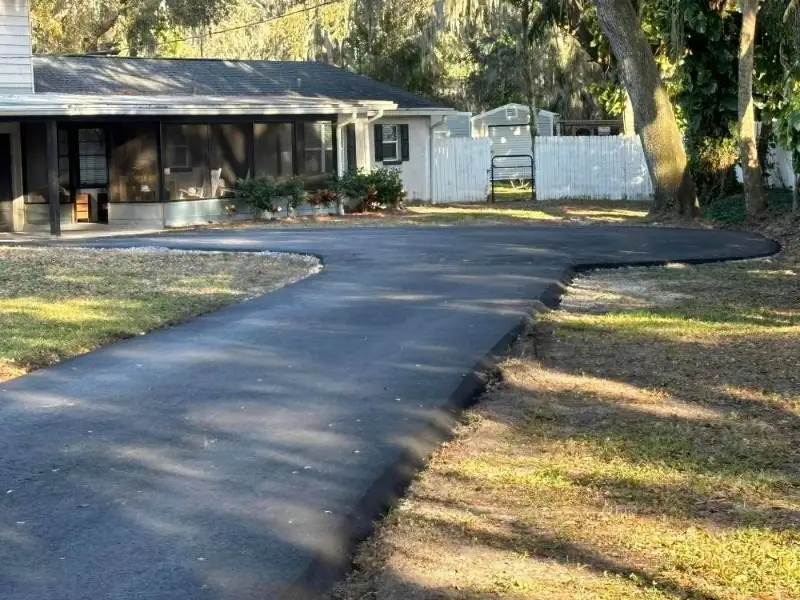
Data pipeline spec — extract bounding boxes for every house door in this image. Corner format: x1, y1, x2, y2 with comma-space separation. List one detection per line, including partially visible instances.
0, 134, 13, 232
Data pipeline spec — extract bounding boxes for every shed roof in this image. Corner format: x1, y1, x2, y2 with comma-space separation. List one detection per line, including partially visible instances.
472, 103, 559, 122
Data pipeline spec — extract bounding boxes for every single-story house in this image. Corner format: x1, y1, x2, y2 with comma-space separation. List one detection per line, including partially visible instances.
0, 2, 455, 233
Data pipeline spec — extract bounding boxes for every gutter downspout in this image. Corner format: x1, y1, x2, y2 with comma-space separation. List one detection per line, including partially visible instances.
334, 112, 359, 215
429, 115, 447, 204
336, 111, 358, 176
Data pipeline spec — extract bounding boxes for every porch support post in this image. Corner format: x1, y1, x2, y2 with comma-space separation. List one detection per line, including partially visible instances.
46, 120, 61, 236
354, 118, 371, 171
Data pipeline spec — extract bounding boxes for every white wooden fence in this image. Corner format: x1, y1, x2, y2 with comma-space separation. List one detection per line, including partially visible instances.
432, 137, 491, 203
535, 136, 654, 201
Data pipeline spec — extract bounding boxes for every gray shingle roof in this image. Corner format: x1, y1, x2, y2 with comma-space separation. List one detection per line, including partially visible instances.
32, 56, 445, 110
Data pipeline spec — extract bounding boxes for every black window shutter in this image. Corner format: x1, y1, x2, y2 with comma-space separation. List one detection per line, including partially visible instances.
346, 124, 357, 172
400, 124, 410, 161
374, 125, 383, 162
295, 122, 305, 175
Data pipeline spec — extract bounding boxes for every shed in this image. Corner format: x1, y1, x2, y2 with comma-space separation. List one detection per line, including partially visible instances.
433, 111, 472, 138
472, 104, 558, 180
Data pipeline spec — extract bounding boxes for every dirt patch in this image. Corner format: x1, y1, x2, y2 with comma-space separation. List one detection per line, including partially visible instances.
0, 246, 320, 382
334, 237, 799, 599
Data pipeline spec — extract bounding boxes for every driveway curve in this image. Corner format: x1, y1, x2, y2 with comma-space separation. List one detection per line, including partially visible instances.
0, 225, 778, 600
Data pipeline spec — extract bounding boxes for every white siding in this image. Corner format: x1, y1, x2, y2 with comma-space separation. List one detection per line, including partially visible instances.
535, 136, 653, 201
0, 0, 33, 93
373, 116, 431, 202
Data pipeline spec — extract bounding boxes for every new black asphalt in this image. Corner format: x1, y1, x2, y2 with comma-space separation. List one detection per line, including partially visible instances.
0, 225, 778, 599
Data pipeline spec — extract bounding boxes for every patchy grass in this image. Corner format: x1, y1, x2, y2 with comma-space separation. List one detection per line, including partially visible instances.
0, 246, 319, 382
335, 243, 799, 599
490, 180, 535, 202
197, 200, 652, 230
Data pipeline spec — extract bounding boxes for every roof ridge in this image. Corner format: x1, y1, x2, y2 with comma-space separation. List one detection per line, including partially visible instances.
32, 54, 340, 66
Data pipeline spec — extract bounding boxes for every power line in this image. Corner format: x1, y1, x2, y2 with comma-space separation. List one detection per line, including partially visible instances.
119, 0, 347, 53
6, 0, 346, 60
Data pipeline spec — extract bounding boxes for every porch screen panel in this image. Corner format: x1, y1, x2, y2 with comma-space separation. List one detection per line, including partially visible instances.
23, 122, 47, 204
163, 124, 211, 201
209, 123, 251, 197
297, 121, 334, 184
254, 123, 293, 177
109, 123, 159, 202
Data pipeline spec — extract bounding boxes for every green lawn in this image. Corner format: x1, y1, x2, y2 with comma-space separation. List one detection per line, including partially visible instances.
0, 247, 318, 382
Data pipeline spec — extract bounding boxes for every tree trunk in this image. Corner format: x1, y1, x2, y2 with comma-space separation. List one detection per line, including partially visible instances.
622, 90, 635, 136
520, 0, 538, 181
594, 0, 699, 217
739, 0, 767, 217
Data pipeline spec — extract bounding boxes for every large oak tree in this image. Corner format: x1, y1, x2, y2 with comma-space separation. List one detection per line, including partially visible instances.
594, 0, 699, 217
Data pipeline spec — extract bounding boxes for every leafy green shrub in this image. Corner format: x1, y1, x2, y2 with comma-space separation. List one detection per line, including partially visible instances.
235, 176, 307, 217
705, 189, 794, 223
369, 167, 406, 207
338, 168, 405, 211
278, 176, 306, 213
235, 177, 280, 215
339, 169, 372, 205
704, 195, 747, 223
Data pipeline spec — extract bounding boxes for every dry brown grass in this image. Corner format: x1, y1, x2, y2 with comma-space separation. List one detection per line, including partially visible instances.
0, 246, 319, 382
179, 200, 653, 231
335, 235, 800, 599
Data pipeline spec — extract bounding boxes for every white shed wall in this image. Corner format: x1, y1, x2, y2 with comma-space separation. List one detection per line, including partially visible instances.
434, 112, 472, 138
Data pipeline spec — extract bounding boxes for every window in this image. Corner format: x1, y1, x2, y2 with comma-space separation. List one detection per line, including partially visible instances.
375, 124, 409, 163
77, 128, 108, 187
165, 127, 190, 169
381, 125, 400, 162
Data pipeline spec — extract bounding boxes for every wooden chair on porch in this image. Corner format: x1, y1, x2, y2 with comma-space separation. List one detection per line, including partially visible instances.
74, 193, 90, 223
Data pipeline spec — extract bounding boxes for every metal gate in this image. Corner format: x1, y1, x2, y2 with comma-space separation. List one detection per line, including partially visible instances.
490, 154, 534, 203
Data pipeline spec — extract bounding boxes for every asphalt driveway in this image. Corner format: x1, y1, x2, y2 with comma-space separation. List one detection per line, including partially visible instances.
0, 225, 778, 600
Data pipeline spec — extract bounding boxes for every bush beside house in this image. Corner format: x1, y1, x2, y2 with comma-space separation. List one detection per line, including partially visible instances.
235, 168, 406, 219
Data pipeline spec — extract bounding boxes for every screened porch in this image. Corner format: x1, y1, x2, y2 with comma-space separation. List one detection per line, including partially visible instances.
21, 117, 342, 230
